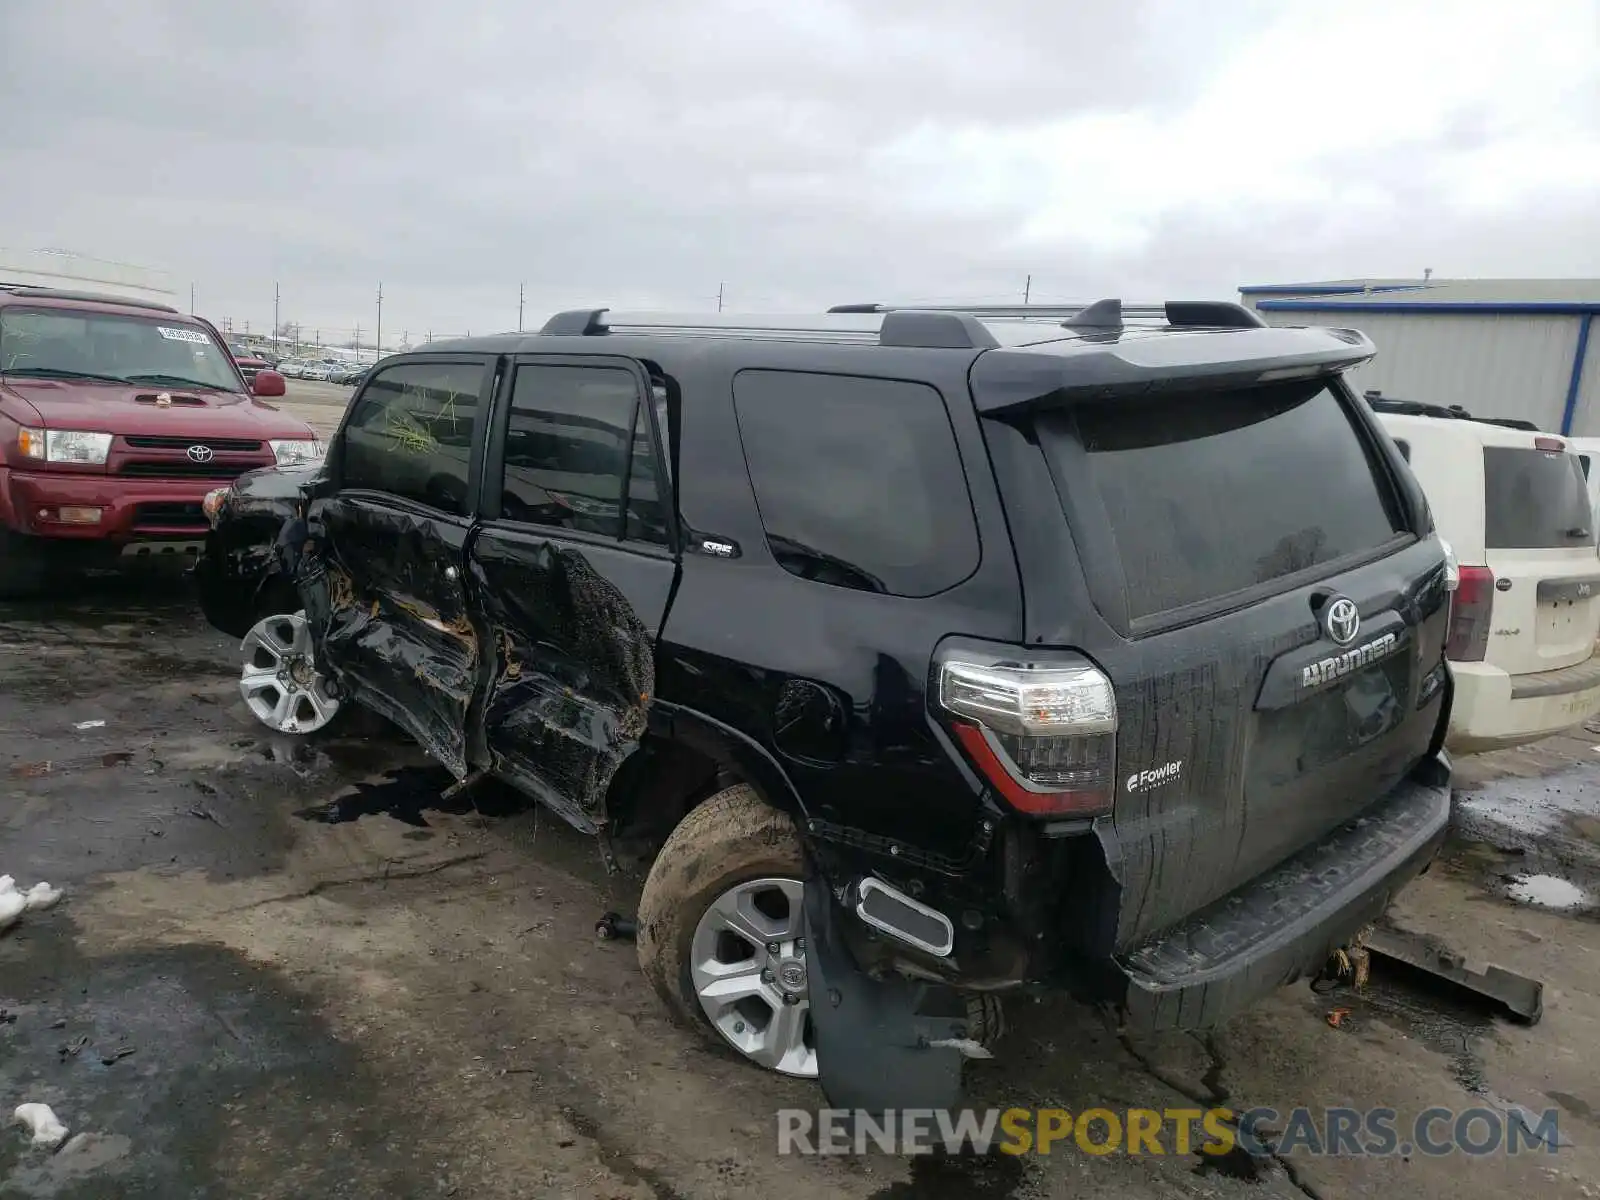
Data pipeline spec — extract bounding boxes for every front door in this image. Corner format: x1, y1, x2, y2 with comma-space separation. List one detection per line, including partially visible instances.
308, 354, 497, 776
466, 354, 678, 831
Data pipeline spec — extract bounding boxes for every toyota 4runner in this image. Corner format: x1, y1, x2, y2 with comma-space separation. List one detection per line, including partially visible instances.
193, 299, 1455, 1108
0, 286, 323, 596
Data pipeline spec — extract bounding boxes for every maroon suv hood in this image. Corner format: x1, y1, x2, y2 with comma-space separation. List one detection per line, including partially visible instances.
0, 378, 316, 439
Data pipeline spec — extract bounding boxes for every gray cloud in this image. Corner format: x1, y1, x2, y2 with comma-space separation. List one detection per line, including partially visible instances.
1, 0, 1595, 344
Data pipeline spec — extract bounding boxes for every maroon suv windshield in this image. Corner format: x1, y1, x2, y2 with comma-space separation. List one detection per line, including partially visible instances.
0, 307, 242, 392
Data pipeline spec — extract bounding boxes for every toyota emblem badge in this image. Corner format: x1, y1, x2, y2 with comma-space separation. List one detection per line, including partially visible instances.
187, 444, 215, 463
1323, 597, 1360, 646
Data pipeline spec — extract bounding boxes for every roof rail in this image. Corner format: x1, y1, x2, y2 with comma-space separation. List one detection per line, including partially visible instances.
539, 306, 998, 350
827, 299, 1266, 330
1362, 391, 1545, 432
0, 285, 179, 313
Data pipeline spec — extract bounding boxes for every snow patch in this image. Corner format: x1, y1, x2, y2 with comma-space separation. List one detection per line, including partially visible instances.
1507, 874, 1589, 910
14, 1103, 69, 1149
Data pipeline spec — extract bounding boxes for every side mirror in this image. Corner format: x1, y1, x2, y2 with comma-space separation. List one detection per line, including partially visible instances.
252, 370, 287, 398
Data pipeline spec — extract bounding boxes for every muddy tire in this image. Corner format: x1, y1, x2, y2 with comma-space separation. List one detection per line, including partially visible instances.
637, 784, 814, 1073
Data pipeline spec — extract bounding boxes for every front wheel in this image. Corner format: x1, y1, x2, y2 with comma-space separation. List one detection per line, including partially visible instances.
637, 785, 818, 1077
238, 610, 342, 735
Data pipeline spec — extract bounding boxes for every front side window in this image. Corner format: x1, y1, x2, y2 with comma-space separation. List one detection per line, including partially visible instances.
0, 308, 241, 391
341, 361, 484, 515
499, 364, 667, 545
733, 370, 980, 597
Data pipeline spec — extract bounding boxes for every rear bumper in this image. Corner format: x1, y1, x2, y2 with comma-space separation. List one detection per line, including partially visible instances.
0, 467, 217, 542
1446, 656, 1600, 753
1117, 756, 1451, 1031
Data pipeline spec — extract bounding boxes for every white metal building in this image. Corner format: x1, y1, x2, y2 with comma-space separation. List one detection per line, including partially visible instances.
0, 248, 178, 307
1239, 278, 1600, 436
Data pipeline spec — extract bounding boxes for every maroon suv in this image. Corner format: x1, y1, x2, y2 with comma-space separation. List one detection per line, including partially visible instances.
0, 286, 323, 595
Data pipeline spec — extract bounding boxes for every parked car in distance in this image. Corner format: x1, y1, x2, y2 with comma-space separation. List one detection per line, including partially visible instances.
332, 363, 370, 385
300, 362, 333, 382
194, 300, 1452, 1108
232, 353, 272, 386
1371, 393, 1600, 753
0, 285, 321, 596
276, 359, 306, 378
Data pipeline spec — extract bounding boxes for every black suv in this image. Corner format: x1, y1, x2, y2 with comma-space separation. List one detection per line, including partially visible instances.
193, 299, 1454, 1108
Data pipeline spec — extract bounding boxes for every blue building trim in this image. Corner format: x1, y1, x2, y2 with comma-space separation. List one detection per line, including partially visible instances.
1560, 313, 1594, 436
1256, 299, 1600, 315
1239, 283, 1427, 296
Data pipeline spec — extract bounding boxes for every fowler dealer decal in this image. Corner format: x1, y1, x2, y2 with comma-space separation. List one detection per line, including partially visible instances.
1301, 632, 1400, 689
1127, 761, 1182, 793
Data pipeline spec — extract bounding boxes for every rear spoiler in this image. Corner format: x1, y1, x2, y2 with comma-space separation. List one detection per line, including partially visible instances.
969, 326, 1377, 415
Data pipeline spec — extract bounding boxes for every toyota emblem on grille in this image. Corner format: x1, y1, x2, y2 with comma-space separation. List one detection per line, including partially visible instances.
1323, 597, 1360, 646
186, 444, 215, 463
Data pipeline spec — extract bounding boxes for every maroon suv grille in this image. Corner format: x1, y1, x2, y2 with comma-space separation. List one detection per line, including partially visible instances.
123, 435, 262, 452
118, 461, 254, 480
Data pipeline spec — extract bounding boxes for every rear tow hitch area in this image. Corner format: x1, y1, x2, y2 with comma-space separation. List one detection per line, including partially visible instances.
803, 877, 971, 1112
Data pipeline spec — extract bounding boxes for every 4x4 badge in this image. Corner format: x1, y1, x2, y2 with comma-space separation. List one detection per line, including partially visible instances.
1323, 597, 1360, 645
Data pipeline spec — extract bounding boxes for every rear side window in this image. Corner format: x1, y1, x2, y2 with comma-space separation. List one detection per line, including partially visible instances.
733, 370, 978, 597
499, 364, 668, 545
1394, 438, 1411, 462
1483, 447, 1594, 549
341, 361, 484, 515
1042, 380, 1405, 622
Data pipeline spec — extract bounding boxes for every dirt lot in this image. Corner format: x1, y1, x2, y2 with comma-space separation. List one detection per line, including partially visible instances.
3, 546, 1600, 1195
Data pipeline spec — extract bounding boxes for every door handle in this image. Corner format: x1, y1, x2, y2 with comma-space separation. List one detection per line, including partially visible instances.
444, 566, 459, 581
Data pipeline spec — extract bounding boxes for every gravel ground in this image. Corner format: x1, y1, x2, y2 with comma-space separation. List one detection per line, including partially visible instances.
2, 563, 1599, 1196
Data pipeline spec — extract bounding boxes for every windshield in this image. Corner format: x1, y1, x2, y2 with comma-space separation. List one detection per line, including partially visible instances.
0, 308, 243, 391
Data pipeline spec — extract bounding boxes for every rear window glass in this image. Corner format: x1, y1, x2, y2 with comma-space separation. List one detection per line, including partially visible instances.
1042, 380, 1405, 622
1483, 447, 1594, 549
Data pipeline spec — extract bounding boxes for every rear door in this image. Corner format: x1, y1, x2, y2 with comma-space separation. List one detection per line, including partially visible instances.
1026, 376, 1447, 943
1479, 437, 1600, 675
465, 354, 678, 832
308, 355, 495, 775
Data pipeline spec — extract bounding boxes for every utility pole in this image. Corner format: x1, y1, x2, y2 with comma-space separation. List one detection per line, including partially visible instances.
518, 282, 525, 332
353, 324, 361, 355
717, 282, 724, 312
1023, 274, 1032, 305
273, 283, 280, 340
376, 282, 383, 356
189, 283, 196, 313
244, 319, 249, 336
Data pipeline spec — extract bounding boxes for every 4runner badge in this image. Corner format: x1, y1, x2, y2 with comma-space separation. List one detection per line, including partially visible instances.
1301, 632, 1400, 689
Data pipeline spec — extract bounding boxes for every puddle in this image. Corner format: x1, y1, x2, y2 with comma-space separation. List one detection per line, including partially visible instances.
1454, 767, 1600, 844
1343, 959, 1496, 1094
293, 766, 532, 828
1507, 874, 1590, 910
867, 1152, 1028, 1199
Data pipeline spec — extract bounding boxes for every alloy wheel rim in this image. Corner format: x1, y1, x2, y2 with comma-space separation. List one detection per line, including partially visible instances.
239, 611, 340, 735
688, 876, 817, 1077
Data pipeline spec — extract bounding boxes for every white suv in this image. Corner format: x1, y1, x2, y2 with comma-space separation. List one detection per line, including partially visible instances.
1374, 397, 1600, 752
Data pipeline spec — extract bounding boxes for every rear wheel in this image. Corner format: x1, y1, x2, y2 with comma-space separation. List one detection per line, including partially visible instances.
637, 785, 818, 1077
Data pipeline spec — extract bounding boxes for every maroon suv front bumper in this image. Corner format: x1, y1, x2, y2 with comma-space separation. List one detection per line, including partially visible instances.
0, 466, 223, 544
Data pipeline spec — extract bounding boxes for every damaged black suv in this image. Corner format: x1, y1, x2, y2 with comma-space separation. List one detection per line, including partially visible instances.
194, 299, 1455, 1109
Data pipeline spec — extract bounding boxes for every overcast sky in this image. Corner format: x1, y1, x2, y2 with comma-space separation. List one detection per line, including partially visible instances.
2, 0, 1597, 346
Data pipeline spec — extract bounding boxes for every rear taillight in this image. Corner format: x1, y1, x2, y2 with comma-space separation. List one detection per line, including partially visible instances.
1446, 565, 1495, 662
939, 657, 1117, 816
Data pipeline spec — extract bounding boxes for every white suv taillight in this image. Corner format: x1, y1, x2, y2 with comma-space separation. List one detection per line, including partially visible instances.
938, 657, 1118, 816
